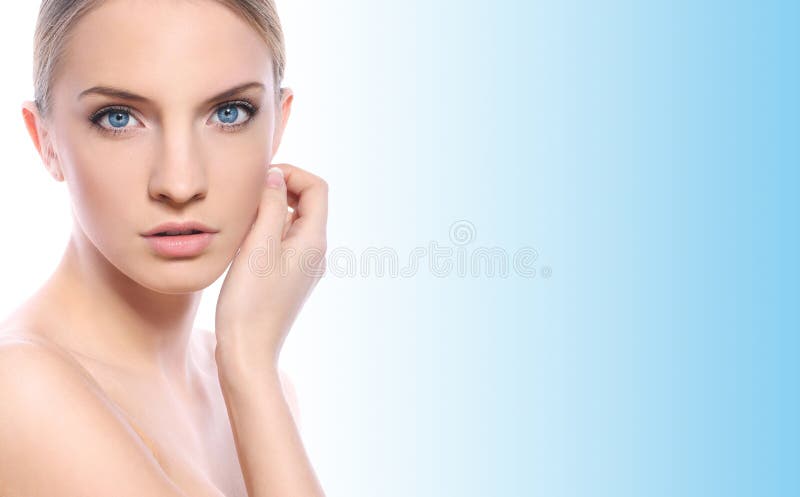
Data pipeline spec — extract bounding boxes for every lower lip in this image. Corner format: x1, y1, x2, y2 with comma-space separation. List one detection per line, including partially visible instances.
143, 232, 215, 258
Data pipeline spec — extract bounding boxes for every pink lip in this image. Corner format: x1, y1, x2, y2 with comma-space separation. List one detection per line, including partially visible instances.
141, 220, 218, 258
143, 232, 216, 258
141, 220, 218, 237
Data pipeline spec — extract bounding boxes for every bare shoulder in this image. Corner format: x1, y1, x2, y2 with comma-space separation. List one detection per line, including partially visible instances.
0, 333, 188, 496
0, 331, 98, 388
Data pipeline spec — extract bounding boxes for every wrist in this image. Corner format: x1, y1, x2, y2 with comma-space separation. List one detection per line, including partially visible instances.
214, 333, 280, 383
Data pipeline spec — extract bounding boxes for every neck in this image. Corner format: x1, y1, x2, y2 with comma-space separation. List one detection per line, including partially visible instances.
33, 226, 203, 384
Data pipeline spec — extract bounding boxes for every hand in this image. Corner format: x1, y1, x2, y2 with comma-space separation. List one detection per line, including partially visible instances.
214, 163, 328, 372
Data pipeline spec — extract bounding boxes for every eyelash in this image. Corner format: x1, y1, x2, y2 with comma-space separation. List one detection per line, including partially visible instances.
88, 99, 260, 136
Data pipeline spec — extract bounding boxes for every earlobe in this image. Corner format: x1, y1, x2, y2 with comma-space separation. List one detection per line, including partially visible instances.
21, 100, 64, 182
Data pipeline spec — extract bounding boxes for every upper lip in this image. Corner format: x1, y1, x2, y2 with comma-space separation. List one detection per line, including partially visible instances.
141, 220, 219, 236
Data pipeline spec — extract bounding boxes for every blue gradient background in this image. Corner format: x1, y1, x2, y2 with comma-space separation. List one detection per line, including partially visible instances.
272, 0, 800, 495
0, 1, 794, 496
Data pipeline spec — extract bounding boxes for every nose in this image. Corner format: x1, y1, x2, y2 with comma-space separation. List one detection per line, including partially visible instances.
148, 123, 209, 206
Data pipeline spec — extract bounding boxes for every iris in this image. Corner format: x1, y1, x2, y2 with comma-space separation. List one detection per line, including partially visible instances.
217, 104, 239, 124
109, 111, 130, 128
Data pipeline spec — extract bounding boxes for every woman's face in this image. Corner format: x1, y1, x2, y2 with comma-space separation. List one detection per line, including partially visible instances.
26, 0, 292, 293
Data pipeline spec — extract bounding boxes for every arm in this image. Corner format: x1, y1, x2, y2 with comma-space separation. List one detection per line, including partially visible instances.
213, 163, 328, 497
216, 351, 323, 497
200, 328, 302, 431
0, 338, 206, 497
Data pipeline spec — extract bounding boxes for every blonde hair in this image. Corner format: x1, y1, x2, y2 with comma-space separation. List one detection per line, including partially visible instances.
32, 0, 286, 121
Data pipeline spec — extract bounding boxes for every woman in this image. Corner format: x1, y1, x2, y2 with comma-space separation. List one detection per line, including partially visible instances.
0, 1, 328, 496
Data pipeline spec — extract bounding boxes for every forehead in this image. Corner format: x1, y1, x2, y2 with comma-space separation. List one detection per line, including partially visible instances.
56, 0, 273, 103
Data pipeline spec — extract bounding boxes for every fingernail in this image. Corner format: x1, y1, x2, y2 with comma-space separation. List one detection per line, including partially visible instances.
266, 166, 285, 188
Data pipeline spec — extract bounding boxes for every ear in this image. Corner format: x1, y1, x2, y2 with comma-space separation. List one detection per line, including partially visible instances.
271, 87, 294, 157
21, 100, 64, 182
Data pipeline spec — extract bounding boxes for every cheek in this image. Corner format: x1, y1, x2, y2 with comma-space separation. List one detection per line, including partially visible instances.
59, 141, 145, 246
204, 129, 270, 207
207, 151, 268, 229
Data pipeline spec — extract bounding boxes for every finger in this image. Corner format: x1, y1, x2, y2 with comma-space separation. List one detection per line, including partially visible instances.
281, 197, 299, 240
270, 163, 328, 239
245, 166, 288, 254
289, 205, 299, 225
287, 190, 299, 211
281, 207, 294, 240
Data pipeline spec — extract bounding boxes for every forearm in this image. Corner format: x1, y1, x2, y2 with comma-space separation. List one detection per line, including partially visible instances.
215, 345, 325, 497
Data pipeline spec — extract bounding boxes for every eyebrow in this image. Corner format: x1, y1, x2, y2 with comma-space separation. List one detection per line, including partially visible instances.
77, 81, 266, 105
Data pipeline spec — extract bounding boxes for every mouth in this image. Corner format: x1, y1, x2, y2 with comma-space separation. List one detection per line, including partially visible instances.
141, 221, 219, 237
141, 221, 218, 257
142, 230, 216, 258
151, 229, 206, 237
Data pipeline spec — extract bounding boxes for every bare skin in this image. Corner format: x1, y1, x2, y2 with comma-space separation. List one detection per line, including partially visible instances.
0, 323, 262, 496
0, 0, 325, 496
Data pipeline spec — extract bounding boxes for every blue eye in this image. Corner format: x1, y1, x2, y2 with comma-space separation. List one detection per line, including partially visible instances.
88, 107, 141, 134
209, 101, 258, 130
213, 100, 259, 129
215, 104, 242, 124
108, 110, 131, 128
89, 100, 259, 136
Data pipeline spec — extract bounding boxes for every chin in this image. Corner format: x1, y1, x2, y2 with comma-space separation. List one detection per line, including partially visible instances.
119, 246, 232, 295
142, 267, 219, 294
